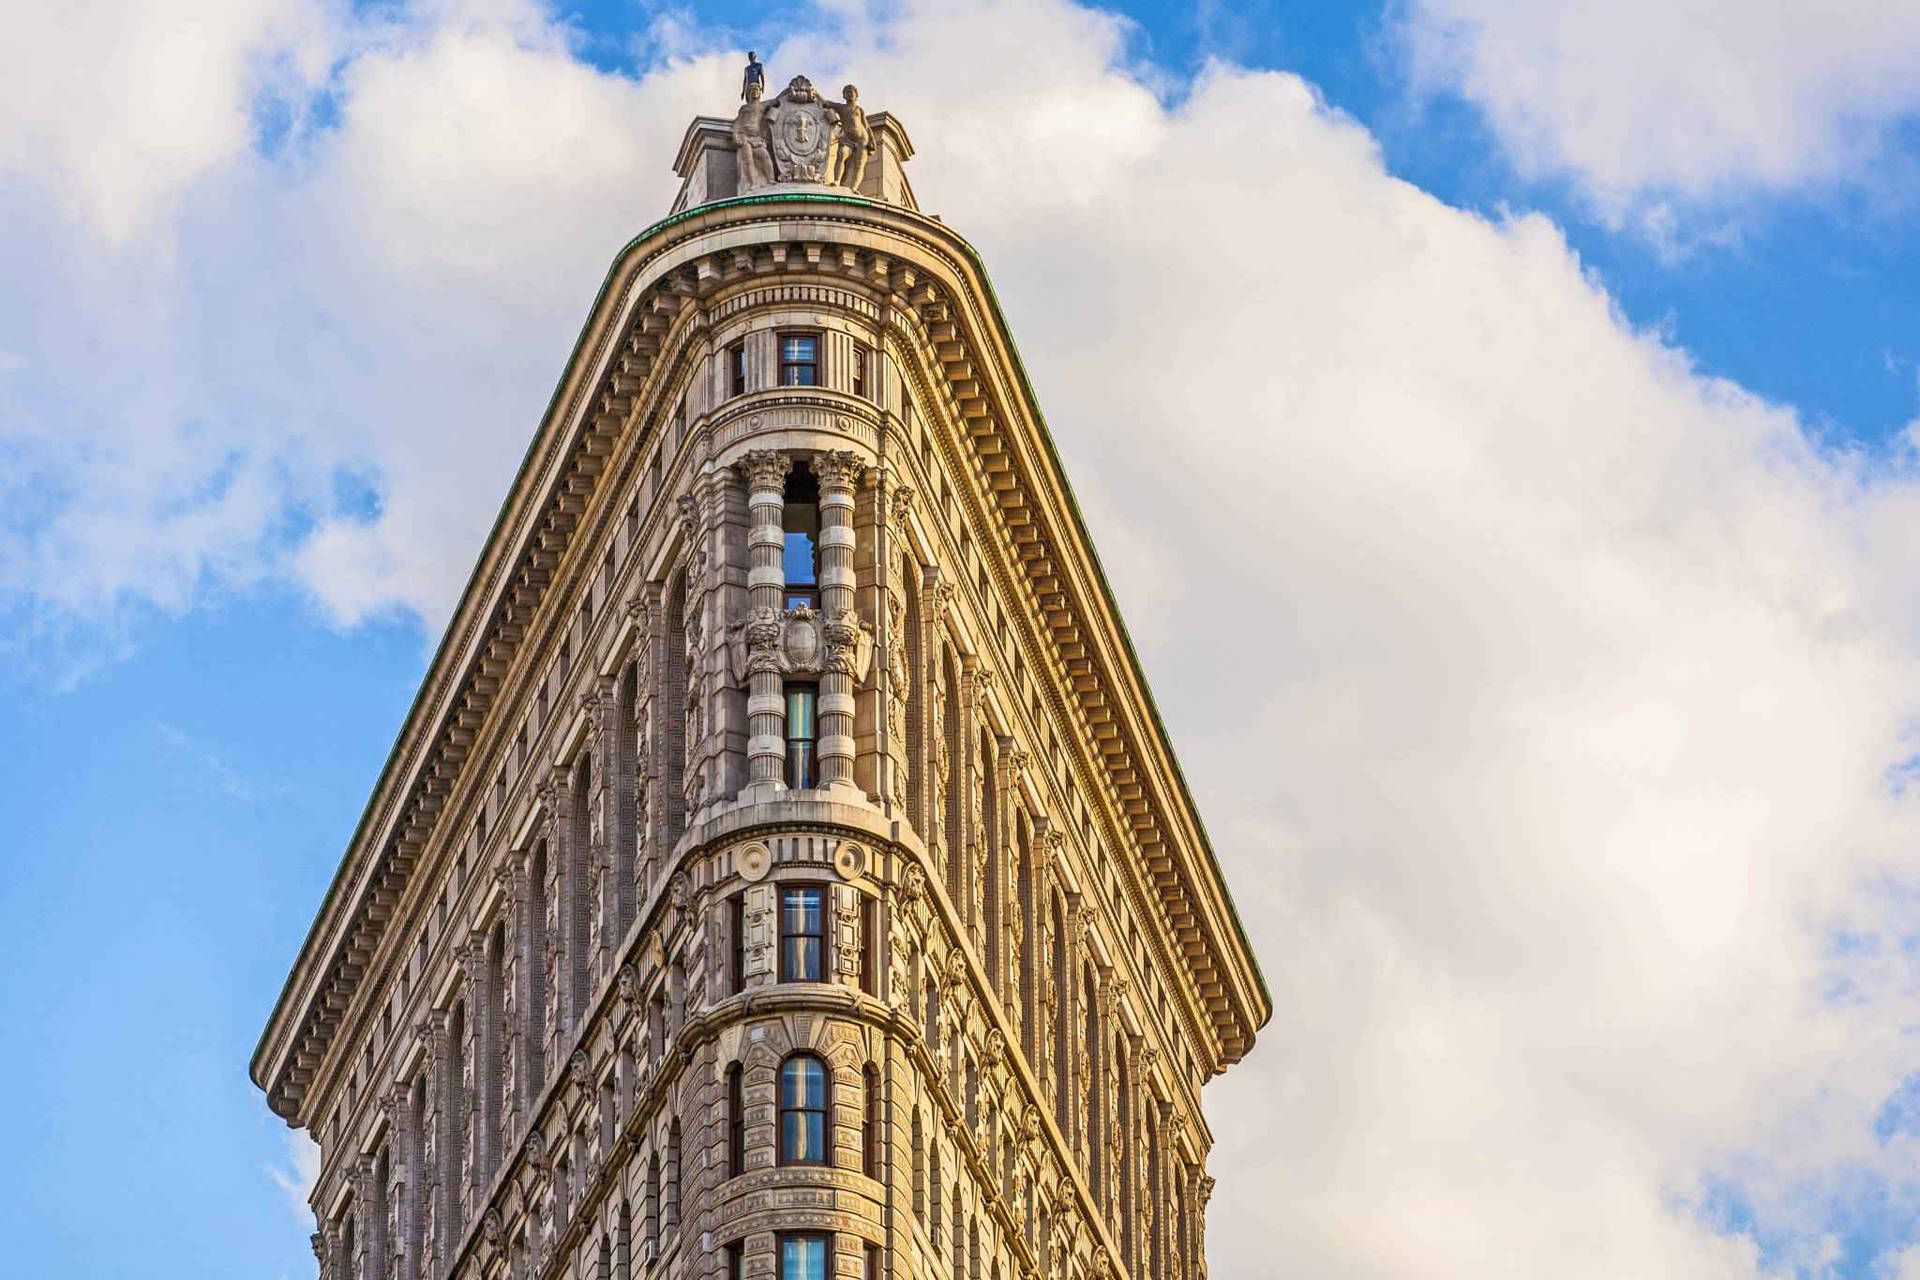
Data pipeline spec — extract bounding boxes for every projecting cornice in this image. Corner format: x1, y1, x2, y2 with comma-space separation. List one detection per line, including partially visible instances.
251, 189, 1270, 1127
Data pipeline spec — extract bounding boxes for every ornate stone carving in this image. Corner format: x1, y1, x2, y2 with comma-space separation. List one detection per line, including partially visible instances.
524, 1128, 548, 1172
569, 1048, 591, 1091
740, 449, 792, 493
618, 962, 639, 1007
827, 85, 874, 189
900, 861, 926, 903
887, 483, 915, 528
768, 76, 835, 182
732, 77, 776, 192
483, 1207, 504, 1248
810, 448, 864, 492
983, 1027, 1006, 1070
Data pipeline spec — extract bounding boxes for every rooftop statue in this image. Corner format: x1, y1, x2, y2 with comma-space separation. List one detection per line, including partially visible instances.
724, 60, 886, 195
827, 85, 873, 190
732, 76, 775, 192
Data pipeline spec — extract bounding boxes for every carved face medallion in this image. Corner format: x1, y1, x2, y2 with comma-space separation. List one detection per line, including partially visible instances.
770, 98, 834, 182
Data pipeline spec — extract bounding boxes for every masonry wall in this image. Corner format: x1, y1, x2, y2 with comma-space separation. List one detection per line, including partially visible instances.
293, 200, 1236, 1280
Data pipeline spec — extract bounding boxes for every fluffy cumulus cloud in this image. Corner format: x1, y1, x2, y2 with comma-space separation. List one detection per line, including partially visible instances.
1397, 0, 1920, 220
10, 0, 1920, 1275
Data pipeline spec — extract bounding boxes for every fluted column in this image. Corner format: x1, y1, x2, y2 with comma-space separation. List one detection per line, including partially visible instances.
951, 660, 985, 917
424, 1010, 453, 1272
994, 738, 1027, 1000
459, 935, 488, 1199
742, 449, 791, 790
814, 449, 864, 789
497, 856, 529, 1134
352, 1154, 378, 1280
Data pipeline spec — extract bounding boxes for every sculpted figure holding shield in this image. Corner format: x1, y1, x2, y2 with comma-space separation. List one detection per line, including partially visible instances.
732, 77, 776, 191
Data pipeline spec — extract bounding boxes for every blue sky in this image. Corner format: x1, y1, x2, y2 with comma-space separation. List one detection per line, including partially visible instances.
6, 2, 1920, 1279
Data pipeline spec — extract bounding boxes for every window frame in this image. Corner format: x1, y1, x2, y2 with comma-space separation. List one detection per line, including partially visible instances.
729, 341, 747, 397
783, 685, 819, 791
777, 1053, 832, 1167
777, 1233, 832, 1280
777, 331, 821, 387
778, 882, 826, 981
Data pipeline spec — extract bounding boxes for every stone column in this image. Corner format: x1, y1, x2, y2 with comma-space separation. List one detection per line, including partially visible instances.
353, 1153, 379, 1280
459, 934, 488, 1200
424, 1010, 453, 1270
813, 449, 864, 790
994, 739, 1027, 1001
951, 660, 985, 918
741, 449, 790, 792
497, 856, 528, 1134
584, 680, 614, 984
384, 1080, 416, 1280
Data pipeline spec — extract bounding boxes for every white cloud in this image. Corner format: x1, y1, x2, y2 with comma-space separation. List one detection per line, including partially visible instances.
1398, 0, 1920, 218
266, 1129, 320, 1223
10, 2, 1920, 1277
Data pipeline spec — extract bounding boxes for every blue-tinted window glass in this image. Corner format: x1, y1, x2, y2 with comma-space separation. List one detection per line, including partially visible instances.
781, 1236, 828, 1280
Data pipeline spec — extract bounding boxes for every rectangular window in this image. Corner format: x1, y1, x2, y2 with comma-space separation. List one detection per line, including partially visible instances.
784, 684, 818, 790
727, 1064, 745, 1177
781, 469, 820, 610
727, 1242, 744, 1280
779, 333, 819, 387
730, 892, 747, 995
729, 341, 747, 397
779, 1234, 830, 1280
852, 346, 868, 399
859, 894, 877, 996
779, 884, 825, 981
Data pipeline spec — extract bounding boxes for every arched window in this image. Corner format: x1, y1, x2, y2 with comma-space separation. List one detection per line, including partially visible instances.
617, 1201, 632, 1280
666, 1118, 682, 1233
727, 1063, 746, 1177
779, 1054, 830, 1165
930, 1140, 943, 1245
912, 1107, 926, 1217
340, 1211, 356, 1280
645, 1150, 660, 1251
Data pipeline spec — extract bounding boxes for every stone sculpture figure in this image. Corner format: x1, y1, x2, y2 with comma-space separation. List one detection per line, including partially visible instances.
740, 51, 764, 101
828, 84, 874, 190
732, 78, 775, 192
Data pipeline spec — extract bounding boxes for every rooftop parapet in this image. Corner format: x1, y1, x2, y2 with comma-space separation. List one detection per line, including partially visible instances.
670, 64, 917, 214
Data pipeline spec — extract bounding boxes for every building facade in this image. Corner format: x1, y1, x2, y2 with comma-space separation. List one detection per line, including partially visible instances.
252, 69, 1270, 1280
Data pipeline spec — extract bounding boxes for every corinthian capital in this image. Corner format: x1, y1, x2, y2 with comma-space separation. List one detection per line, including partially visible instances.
810, 448, 864, 492
740, 449, 792, 494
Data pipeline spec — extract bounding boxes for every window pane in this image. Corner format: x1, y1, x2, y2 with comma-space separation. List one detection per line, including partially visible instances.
783, 1237, 826, 1280
783, 531, 817, 584
798, 937, 821, 981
